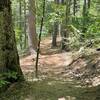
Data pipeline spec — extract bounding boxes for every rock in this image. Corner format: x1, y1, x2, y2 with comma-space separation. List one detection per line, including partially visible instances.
92, 76, 100, 86
58, 97, 66, 100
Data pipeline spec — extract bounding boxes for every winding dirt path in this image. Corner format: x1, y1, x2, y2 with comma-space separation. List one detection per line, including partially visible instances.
20, 37, 73, 77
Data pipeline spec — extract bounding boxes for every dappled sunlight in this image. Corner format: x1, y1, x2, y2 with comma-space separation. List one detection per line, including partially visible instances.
20, 37, 100, 88
0, 0, 100, 99
0, 79, 100, 100
58, 96, 76, 100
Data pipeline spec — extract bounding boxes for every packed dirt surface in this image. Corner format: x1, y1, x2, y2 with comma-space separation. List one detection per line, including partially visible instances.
20, 37, 73, 77
20, 37, 100, 86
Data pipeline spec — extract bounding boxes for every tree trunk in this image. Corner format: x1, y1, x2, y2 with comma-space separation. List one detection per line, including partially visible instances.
52, 22, 58, 47
73, 0, 76, 16
27, 0, 38, 56
51, 0, 60, 47
19, 0, 23, 50
82, 0, 87, 33
61, 0, 70, 51
88, 0, 91, 9
0, 0, 23, 80
23, 0, 27, 49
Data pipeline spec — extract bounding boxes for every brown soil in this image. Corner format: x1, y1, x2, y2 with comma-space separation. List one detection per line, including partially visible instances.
20, 37, 100, 86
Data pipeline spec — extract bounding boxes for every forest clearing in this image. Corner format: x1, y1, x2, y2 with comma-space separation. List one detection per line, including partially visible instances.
0, 0, 100, 100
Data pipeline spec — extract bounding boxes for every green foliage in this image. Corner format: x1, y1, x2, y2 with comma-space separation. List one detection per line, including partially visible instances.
87, 19, 100, 38
4, 71, 18, 80
0, 80, 9, 88
0, 71, 18, 88
11, 0, 100, 50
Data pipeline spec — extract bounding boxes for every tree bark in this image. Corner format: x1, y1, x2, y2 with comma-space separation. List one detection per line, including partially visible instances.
73, 0, 76, 16
27, 0, 38, 56
51, 0, 59, 47
23, 0, 27, 48
0, 0, 23, 80
82, 0, 88, 33
52, 22, 58, 47
88, 0, 91, 9
19, 0, 23, 50
61, 0, 70, 51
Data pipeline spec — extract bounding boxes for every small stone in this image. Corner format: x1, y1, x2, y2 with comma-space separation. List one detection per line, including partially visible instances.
58, 97, 66, 100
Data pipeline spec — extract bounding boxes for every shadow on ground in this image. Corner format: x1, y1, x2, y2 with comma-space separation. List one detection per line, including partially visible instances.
0, 78, 100, 100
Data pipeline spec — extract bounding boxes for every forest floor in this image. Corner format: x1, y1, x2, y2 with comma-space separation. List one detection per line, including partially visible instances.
20, 37, 100, 86
0, 37, 100, 100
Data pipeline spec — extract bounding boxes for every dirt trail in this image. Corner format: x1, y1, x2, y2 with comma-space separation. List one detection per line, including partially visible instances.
20, 37, 100, 86
20, 37, 73, 76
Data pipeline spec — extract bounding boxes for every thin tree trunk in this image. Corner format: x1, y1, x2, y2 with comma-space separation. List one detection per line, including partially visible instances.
88, 0, 91, 9
73, 0, 76, 16
24, 0, 27, 48
19, 0, 23, 49
82, 0, 87, 33
52, 22, 58, 47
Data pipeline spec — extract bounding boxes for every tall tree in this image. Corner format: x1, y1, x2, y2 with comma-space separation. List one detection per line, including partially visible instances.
88, 0, 91, 9
19, 0, 23, 50
52, 22, 58, 47
82, 0, 91, 34
27, 0, 38, 56
0, 0, 23, 81
61, 0, 71, 50
73, 0, 76, 16
51, 0, 59, 47
23, 0, 27, 48
51, 0, 65, 47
